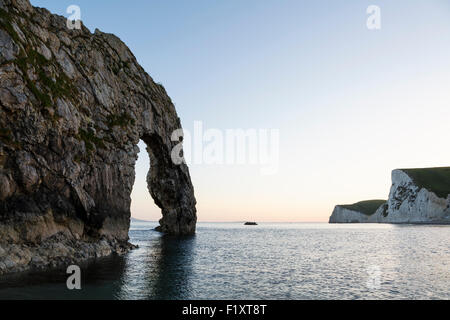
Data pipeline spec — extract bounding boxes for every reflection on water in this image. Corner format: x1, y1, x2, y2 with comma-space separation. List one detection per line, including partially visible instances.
144, 235, 195, 299
0, 222, 449, 299
0, 226, 195, 300
116, 233, 196, 300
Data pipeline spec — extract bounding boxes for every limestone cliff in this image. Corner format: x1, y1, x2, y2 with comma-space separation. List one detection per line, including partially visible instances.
329, 200, 386, 223
330, 168, 450, 224
0, 0, 196, 274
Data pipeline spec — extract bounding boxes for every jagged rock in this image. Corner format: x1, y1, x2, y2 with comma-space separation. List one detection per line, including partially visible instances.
0, 0, 196, 274
330, 168, 450, 224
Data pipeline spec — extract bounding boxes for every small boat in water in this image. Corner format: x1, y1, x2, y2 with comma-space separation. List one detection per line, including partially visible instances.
244, 222, 258, 226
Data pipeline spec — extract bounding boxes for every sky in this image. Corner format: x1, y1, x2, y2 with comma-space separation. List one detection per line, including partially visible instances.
31, 0, 450, 222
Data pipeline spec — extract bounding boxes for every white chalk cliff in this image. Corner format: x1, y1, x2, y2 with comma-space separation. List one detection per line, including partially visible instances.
330, 168, 450, 224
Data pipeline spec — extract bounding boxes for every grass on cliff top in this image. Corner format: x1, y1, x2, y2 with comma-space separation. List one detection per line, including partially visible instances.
401, 167, 450, 199
340, 200, 386, 216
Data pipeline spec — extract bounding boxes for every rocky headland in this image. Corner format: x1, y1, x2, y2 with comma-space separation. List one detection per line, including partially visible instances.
330, 167, 450, 224
0, 0, 196, 274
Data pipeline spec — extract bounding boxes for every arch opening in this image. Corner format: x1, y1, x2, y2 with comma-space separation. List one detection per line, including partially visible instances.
130, 140, 161, 222
132, 131, 197, 235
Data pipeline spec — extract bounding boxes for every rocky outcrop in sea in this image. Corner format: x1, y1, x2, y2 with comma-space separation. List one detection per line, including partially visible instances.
0, 0, 196, 274
330, 168, 450, 224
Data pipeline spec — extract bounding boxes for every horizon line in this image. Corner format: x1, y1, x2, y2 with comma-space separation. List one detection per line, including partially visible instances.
131, 218, 329, 223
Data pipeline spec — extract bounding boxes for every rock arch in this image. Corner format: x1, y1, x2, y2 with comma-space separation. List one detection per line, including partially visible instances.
142, 132, 196, 235
0, 0, 197, 274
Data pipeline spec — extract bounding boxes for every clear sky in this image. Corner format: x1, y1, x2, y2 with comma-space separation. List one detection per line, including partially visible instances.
31, 0, 450, 222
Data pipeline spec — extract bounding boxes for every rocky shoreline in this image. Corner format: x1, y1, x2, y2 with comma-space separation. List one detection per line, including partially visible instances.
0, 233, 136, 275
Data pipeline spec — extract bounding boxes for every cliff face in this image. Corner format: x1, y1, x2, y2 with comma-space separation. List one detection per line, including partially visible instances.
384, 169, 450, 223
329, 203, 386, 223
330, 168, 450, 224
0, 0, 196, 274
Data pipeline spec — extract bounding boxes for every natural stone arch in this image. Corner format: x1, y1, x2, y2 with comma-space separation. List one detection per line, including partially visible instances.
0, 0, 197, 277
141, 132, 196, 235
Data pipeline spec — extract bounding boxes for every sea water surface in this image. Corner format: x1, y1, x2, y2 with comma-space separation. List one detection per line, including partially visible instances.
0, 222, 449, 299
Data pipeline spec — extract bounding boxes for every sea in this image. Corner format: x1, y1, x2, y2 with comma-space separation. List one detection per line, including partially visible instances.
0, 222, 448, 300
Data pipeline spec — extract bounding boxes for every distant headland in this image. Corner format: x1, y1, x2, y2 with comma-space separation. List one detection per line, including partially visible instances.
330, 167, 450, 224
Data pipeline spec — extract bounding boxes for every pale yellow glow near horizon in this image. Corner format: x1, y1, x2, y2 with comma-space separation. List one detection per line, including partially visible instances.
131, 73, 450, 223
